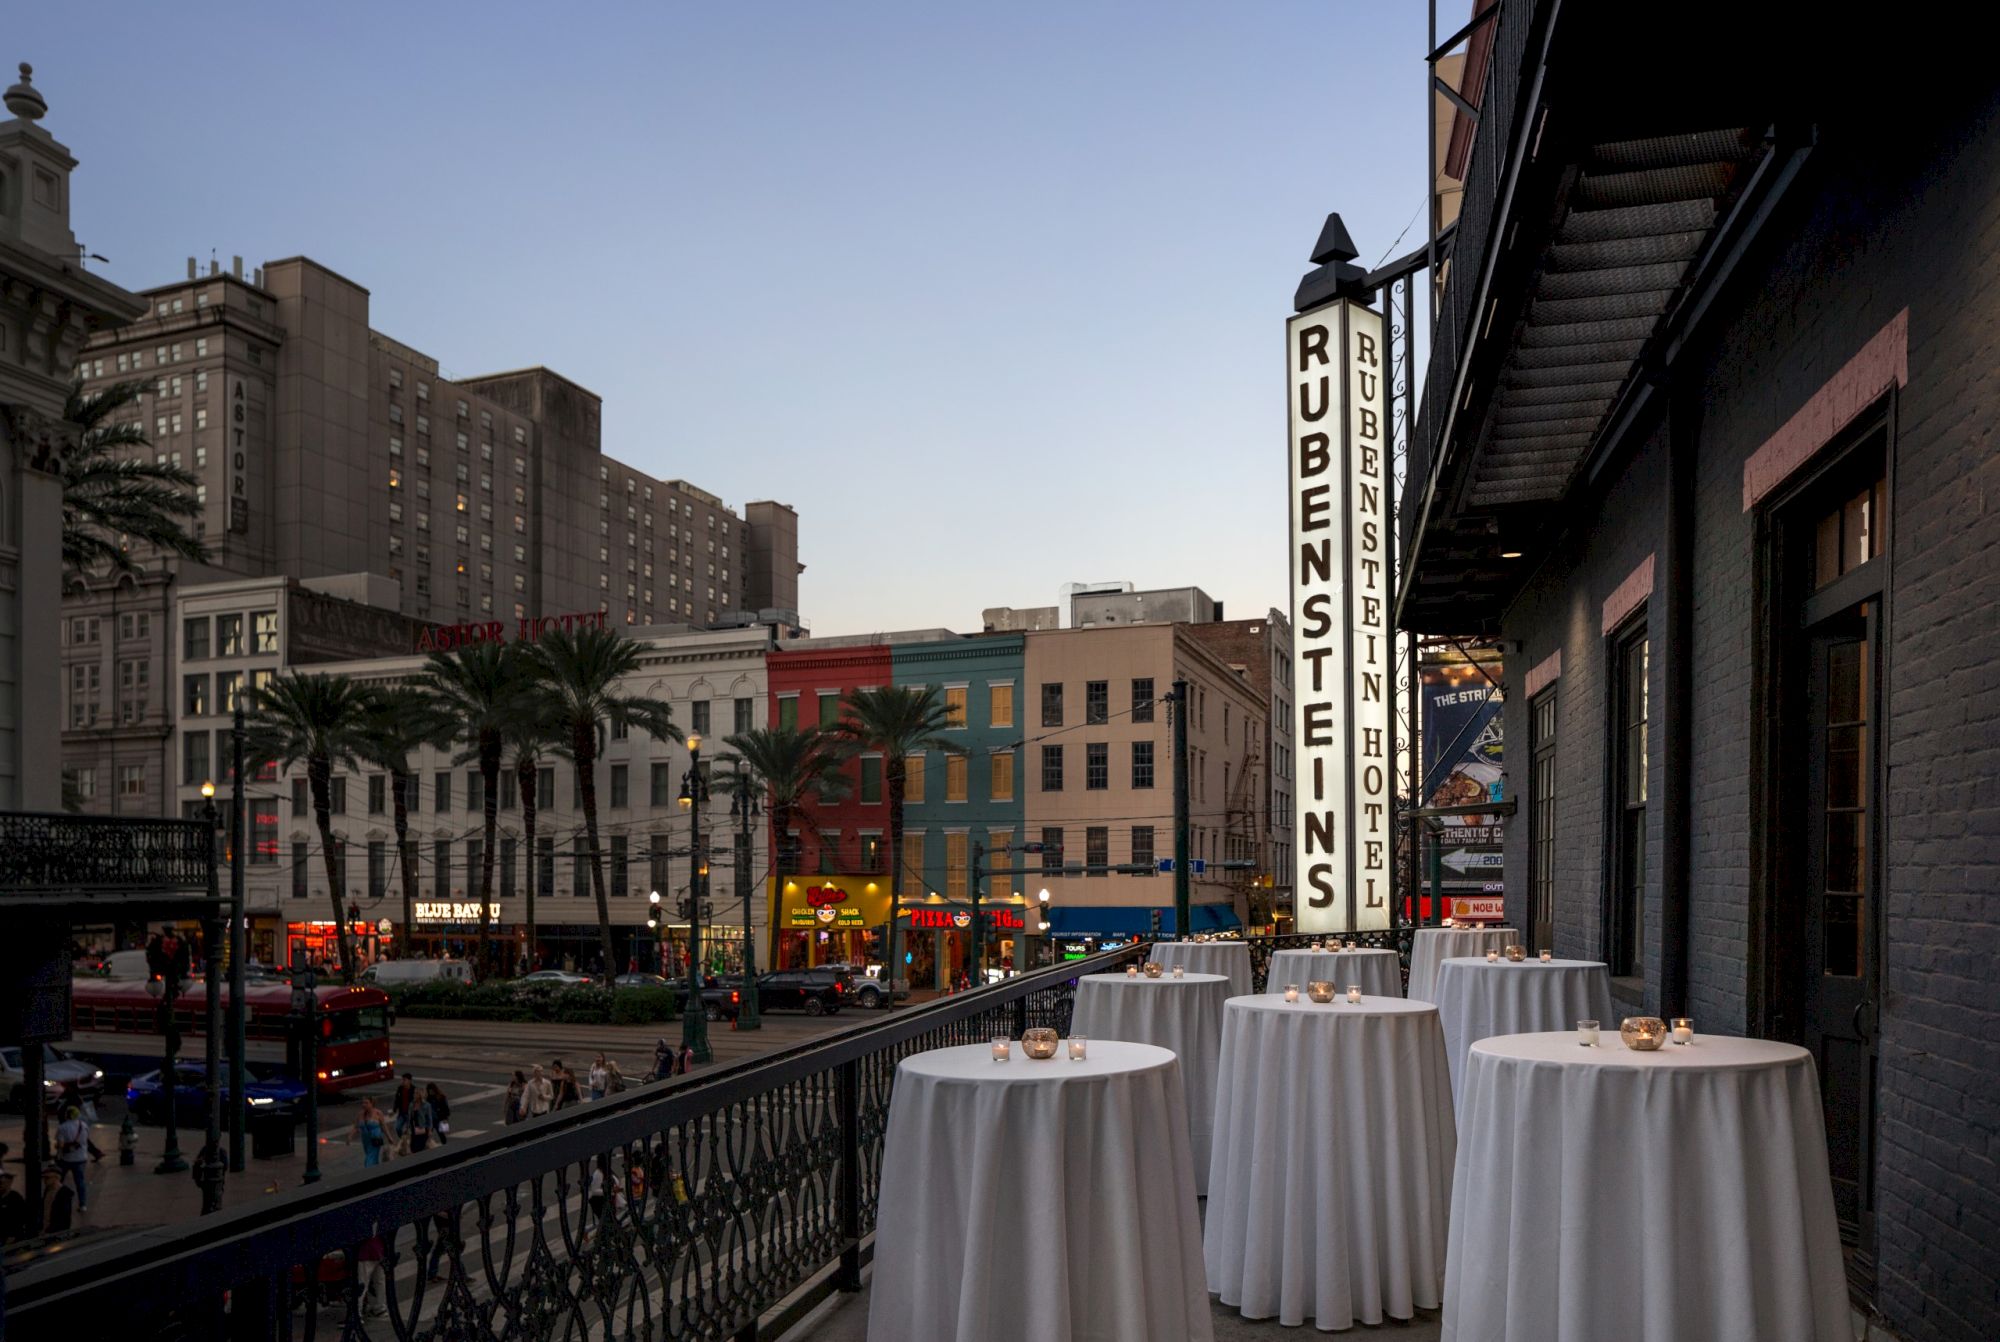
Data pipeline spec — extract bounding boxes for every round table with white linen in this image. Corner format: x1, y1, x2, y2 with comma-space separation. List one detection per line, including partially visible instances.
1443, 1032, 1849, 1342
1205, 994, 1455, 1331
1071, 971, 1230, 1193
1406, 925, 1517, 1003
1147, 940, 1253, 997
1431, 957, 1615, 1105
868, 1041, 1213, 1342
1267, 946, 1402, 998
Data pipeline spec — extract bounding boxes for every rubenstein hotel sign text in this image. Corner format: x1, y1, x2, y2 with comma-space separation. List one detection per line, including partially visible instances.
1287, 298, 1391, 934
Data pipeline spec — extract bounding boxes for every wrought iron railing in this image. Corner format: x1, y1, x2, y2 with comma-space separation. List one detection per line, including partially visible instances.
1241, 927, 1413, 995
2, 943, 1150, 1342
0, 809, 212, 893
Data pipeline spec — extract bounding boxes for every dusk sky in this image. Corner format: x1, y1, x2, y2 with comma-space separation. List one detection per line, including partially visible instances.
17, 2, 1433, 635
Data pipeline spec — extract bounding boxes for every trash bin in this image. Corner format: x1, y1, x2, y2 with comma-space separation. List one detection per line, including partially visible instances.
251, 1110, 296, 1159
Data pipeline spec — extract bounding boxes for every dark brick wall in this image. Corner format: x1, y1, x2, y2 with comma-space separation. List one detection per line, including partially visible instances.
1491, 89, 2000, 1342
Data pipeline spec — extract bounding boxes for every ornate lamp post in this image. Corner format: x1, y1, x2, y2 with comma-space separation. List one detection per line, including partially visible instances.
731, 758, 762, 1030
196, 782, 227, 1214
648, 889, 664, 975
677, 734, 712, 1064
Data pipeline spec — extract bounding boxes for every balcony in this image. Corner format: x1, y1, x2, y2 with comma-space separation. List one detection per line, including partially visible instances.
0, 810, 214, 909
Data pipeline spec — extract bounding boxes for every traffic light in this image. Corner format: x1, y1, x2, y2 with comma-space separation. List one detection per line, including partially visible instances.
1149, 908, 1162, 934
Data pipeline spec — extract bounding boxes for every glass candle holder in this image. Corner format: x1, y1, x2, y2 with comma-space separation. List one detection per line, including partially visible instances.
1539, 949, 1553, 962
1619, 1016, 1667, 1051
1021, 1027, 1060, 1060
1345, 940, 1356, 950
1577, 1019, 1600, 1047
1172, 964, 1184, 978
991, 1037, 1011, 1062
1125, 964, 1139, 978
1283, 984, 1300, 1003
1143, 961, 1164, 979
1671, 1017, 1694, 1045
1306, 980, 1336, 1003
1506, 945, 1527, 962
1346, 984, 1362, 1004
1486, 949, 1500, 963
1067, 1035, 1088, 1061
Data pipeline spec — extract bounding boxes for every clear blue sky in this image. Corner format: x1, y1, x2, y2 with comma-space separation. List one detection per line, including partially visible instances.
16, 2, 1432, 634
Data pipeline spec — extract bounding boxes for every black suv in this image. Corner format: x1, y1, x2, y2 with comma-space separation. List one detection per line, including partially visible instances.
754, 967, 852, 1015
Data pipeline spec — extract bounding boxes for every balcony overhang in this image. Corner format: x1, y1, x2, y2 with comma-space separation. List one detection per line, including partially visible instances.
1, 811, 218, 916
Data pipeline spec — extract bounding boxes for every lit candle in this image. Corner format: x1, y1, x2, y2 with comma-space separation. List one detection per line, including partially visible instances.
991, 1037, 1010, 1062
1578, 1019, 1600, 1047
1172, 964, 1184, 978
1283, 984, 1300, 1003
1068, 1035, 1088, 1061
1125, 964, 1138, 978
1345, 940, 1356, 951
1672, 1017, 1694, 1046
1486, 949, 1499, 962
1540, 949, 1553, 962
1346, 985, 1362, 1004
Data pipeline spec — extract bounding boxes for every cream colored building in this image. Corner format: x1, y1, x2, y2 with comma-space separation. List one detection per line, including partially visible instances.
1023, 623, 1266, 937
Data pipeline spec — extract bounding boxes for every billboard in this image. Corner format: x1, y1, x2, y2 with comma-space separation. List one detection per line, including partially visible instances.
1288, 298, 1392, 934
1421, 660, 1504, 896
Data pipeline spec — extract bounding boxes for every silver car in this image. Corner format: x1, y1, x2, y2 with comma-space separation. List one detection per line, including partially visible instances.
2, 1043, 106, 1112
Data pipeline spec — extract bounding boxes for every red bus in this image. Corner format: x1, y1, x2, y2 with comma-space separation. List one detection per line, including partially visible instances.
68, 979, 394, 1097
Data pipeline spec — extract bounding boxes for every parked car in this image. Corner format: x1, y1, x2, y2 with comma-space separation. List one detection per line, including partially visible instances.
125, 1063, 307, 1126
2, 1044, 105, 1112
683, 982, 743, 1021
514, 970, 595, 989
821, 963, 909, 1007
754, 968, 852, 1016
363, 959, 474, 988
614, 972, 672, 989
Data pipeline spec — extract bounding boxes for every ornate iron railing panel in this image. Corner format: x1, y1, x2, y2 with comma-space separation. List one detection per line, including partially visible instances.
1240, 927, 1413, 995
2, 944, 1148, 1342
0, 809, 212, 893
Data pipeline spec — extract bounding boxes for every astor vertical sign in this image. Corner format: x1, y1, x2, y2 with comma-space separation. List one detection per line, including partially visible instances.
1288, 298, 1391, 934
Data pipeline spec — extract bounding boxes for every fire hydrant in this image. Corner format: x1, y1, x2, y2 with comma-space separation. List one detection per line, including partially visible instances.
118, 1112, 138, 1166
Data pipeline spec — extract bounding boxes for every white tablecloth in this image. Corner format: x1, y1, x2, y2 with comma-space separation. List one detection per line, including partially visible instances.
1432, 958, 1615, 1105
1205, 995, 1455, 1330
869, 1041, 1213, 1342
1147, 941, 1253, 997
1071, 972, 1230, 1194
1406, 926, 1516, 1003
1444, 1033, 1850, 1342
1267, 947, 1402, 998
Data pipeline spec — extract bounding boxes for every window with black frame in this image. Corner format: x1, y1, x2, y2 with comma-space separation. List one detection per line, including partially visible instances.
1610, 624, 1648, 977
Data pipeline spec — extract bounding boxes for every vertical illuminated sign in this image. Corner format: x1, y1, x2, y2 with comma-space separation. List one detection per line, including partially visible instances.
1288, 299, 1390, 933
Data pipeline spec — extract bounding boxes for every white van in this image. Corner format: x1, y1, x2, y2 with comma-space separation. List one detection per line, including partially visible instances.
362, 959, 473, 987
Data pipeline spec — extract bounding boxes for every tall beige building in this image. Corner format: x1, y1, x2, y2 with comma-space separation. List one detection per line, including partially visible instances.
60, 253, 800, 818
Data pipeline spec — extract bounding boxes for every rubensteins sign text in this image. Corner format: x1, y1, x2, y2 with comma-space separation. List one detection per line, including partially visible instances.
1287, 298, 1392, 934
414, 609, 610, 654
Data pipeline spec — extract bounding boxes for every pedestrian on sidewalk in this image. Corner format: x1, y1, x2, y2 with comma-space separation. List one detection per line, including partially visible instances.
524, 1065, 554, 1119
606, 1059, 627, 1094
679, 1044, 695, 1076
588, 1054, 609, 1102
406, 1088, 436, 1154
53, 1106, 90, 1212
40, 1168, 74, 1233
352, 1097, 388, 1167
426, 1083, 451, 1144
503, 1070, 526, 1125
0, 1171, 30, 1243
391, 1072, 417, 1156
551, 1059, 580, 1110
649, 1038, 673, 1082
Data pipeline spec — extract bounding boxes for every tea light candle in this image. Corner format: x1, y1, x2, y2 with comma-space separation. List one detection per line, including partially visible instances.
1125, 964, 1138, 978
991, 1037, 1011, 1062
1345, 940, 1356, 950
1068, 1035, 1088, 1061
1283, 984, 1300, 1003
1486, 949, 1500, 962
1540, 949, 1553, 962
1672, 1017, 1694, 1045
1577, 1019, 1600, 1047
1172, 964, 1184, 978
1346, 985, 1362, 1004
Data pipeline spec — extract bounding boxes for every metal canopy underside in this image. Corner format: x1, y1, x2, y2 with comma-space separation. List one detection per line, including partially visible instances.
1467, 129, 1754, 510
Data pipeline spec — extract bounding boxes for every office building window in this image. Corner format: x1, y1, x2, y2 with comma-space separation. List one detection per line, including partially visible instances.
368, 842, 387, 900
818, 691, 840, 728
946, 832, 969, 900
901, 832, 925, 900
906, 754, 926, 804
537, 838, 556, 900
1132, 678, 1155, 722
1087, 827, 1108, 876
990, 751, 1015, 802
1040, 827, 1063, 875
368, 775, 386, 815
292, 843, 309, 900
777, 695, 798, 730
73, 767, 96, 800
1041, 745, 1063, 792
611, 836, 628, 898
691, 699, 711, 735
1132, 740, 1156, 789
945, 754, 968, 802
1086, 743, 1109, 790
184, 616, 209, 660
539, 767, 555, 809
182, 731, 209, 785
1041, 682, 1063, 727
183, 674, 208, 716
943, 686, 967, 727
1610, 625, 1648, 977
434, 771, 452, 813
468, 770, 485, 812
989, 683, 1014, 729
610, 763, 629, 808
330, 777, 346, 815
216, 613, 244, 656
1131, 826, 1156, 872
1086, 680, 1109, 725
122, 764, 146, 800
735, 697, 754, 734
217, 670, 243, 713
435, 839, 452, 900
251, 610, 278, 653
292, 777, 309, 817
860, 755, 883, 804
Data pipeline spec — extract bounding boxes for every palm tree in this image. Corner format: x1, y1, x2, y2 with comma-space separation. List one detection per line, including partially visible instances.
508, 707, 563, 976
524, 625, 678, 984
357, 686, 452, 953
60, 377, 209, 575
244, 672, 376, 982
418, 642, 533, 978
716, 725, 852, 876
837, 686, 965, 1006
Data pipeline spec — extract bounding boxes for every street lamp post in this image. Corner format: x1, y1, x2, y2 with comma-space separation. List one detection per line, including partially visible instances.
678, 735, 712, 1064
151, 923, 189, 1176
294, 965, 321, 1184
228, 705, 247, 1174
1036, 887, 1052, 970
732, 758, 762, 1030
197, 783, 227, 1214
648, 889, 663, 976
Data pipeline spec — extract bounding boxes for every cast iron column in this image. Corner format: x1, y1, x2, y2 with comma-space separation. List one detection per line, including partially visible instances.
680, 736, 712, 1063
734, 758, 762, 1029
